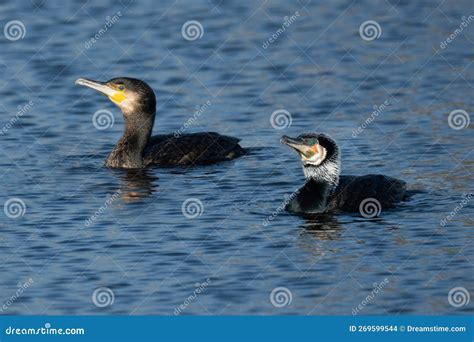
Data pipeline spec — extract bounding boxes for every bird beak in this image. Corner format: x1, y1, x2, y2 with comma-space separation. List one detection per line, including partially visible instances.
75, 78, 126, 104
280, 135, 308, 154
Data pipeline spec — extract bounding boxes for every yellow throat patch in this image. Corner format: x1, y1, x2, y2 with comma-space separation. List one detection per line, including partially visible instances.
110, 91, 126, 103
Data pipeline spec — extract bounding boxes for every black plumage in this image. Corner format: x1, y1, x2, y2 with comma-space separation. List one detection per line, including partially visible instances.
144, 132, 244, 166
288, 174, 407, 213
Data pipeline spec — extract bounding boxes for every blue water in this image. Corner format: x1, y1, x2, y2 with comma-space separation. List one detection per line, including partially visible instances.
0, 0, 472, 315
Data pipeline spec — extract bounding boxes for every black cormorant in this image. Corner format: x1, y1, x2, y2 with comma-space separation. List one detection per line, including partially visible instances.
75, 77, 244, 169
281, 133, 407, 214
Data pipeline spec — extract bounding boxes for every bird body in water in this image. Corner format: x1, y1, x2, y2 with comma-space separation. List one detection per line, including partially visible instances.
75, 77, 244, 169
281, 133, 407, 214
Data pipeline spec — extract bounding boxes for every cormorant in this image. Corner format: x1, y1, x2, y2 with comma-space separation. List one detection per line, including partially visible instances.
281, 133, 407, 214
75, 77, 244, 169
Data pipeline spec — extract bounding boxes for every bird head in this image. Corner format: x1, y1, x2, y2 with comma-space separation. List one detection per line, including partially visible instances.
75, 77, 156, 117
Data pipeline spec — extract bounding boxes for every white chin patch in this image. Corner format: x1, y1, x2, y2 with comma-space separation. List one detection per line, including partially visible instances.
301, 146, 327, 166
118, 99, 134, 113
116, 94, 139, 115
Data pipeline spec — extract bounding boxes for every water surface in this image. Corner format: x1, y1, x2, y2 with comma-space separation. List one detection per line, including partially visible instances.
0, 0, 473, 315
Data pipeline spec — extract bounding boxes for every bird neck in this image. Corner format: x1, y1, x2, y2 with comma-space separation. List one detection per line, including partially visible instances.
106, 110, 155, 169
302, 158, 340, 193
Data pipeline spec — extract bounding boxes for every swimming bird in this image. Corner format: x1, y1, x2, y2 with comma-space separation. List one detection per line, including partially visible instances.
75, 77, 244, 168
281, 133, 407, 214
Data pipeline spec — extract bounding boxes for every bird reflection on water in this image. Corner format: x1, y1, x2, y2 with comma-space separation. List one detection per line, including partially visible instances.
112, 168, 159, 202
300, 214, 343, 241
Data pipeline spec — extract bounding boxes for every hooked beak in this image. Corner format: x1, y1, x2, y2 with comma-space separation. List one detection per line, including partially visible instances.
280, 135, 309, 154
75, 78, 114, 96
75, 78, 126, 104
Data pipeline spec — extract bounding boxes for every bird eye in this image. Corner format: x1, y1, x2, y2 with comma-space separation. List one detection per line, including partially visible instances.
117, 84, 125, 91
